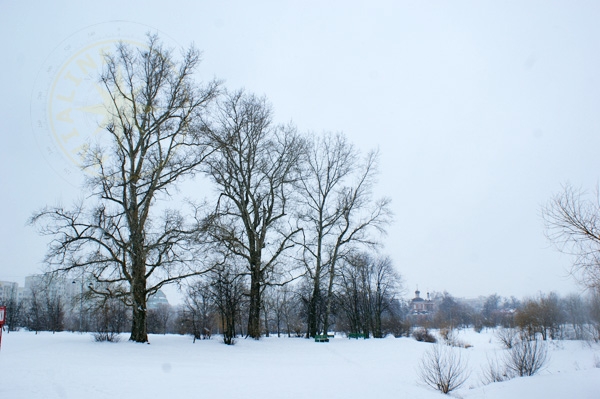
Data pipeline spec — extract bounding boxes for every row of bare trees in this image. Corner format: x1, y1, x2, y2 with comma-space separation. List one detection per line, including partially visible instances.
409, 290, 600, 343
29, 34, 394, 343
178, 250, 404, 344
335, 253, 402, 338
1, 277, 131, 336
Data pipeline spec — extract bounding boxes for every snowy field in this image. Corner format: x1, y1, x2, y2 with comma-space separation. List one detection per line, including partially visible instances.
1, 329, 599, 399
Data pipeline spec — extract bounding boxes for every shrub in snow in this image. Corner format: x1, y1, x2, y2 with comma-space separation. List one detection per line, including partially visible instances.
412, 328, 437, 343
481, 354, 514, 385
506, 336, 548, 377
482, 335, 549, 385
93, 331, 121, 343
439, 328, 453, 341
389, 318, 411, 338
440, 328, 472, 349
495, 327, 518, 349
418, 344, 470, 394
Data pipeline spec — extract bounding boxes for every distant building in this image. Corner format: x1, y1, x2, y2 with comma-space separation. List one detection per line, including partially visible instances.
147, 290, 169, 310
0, 280, 24, 304
411, 289, 434, 315
21, 275, 170, 310
23, 274, 77, 302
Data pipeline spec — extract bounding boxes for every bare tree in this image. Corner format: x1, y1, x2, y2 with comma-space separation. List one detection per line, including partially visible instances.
45, 290, 65, 334
433, 292, 473, 330
543, 184, 600, 290
147, 304, 172, 334
24, 282, 45, 334
182, 281, 216, 341
296, 133, 357, 337
266, 285, 295, 337
204, 90, 305, 339
209, 261, 247, 345
562, 293, 589, 340
418, 344, 470, 394
589, 289, 600, 340
30, 35, 220, 342
337, 253, 370, 337
482, 294, 502, 328
515, 293, 563, 340
274, 283, 305, 337
298, 134, 392, 337
91, 296, 129, 342
336, 252, 402, 338
370, 255, 403, 338
22, 275, 66, 334
3, 285, 23, 332
505, 336, 549, 377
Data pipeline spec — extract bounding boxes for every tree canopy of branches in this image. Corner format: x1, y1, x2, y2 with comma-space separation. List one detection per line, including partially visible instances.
297, 133, 392, 336
543, 183, 600, 291
204, 90, 305, 339
30, 35, 220, 342
337, 252, 402, 338
182, 281, 216, 342
30, 35, 398, 343
515, 293, 564, 340
434, 292, 473, 330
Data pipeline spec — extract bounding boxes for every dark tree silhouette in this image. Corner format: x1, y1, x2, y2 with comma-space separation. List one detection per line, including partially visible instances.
30, 35, 220, 342
204, 90, 304, 339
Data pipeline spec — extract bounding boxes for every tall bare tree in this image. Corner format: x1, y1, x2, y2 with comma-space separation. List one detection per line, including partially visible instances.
297, 133, 392, 336
370, 255, 403, 337
543, 183, 600, 291
297, 133, 356, 337
337, 252, 402, 337
182, 281, 216, 341
204, 90, 305, 339
30, 35, 220, 342
209, 261, 247, 344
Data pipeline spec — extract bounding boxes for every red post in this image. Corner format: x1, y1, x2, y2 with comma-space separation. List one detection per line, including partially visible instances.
0, 306, 6, 351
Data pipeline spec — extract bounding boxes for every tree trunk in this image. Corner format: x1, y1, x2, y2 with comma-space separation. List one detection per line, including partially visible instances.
322, 261, 336, 335
276, 312, 281, 338
263, 303, 270, 337
307, 229, 325, 338
130, 273, 148, 343
307, 284, 321, 337
247, 266, 262, 339
373, 299, 383, 338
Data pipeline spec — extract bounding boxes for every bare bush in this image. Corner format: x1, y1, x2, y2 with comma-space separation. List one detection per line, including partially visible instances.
483, 334, 549, 385
418, 344, 470, 394
506, 337, 549, 377
495, 327, 518, 349
481, 353, 514, 385
413, 328, 437, 343
440, 328, 472, 349
439, 327, 453, 342
93, 332, 121, 343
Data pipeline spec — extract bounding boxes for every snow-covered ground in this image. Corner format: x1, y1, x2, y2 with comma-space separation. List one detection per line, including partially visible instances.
1, 329, 599, 398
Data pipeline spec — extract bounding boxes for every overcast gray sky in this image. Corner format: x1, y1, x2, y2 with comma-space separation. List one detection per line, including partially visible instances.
2, 0, 599, 302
